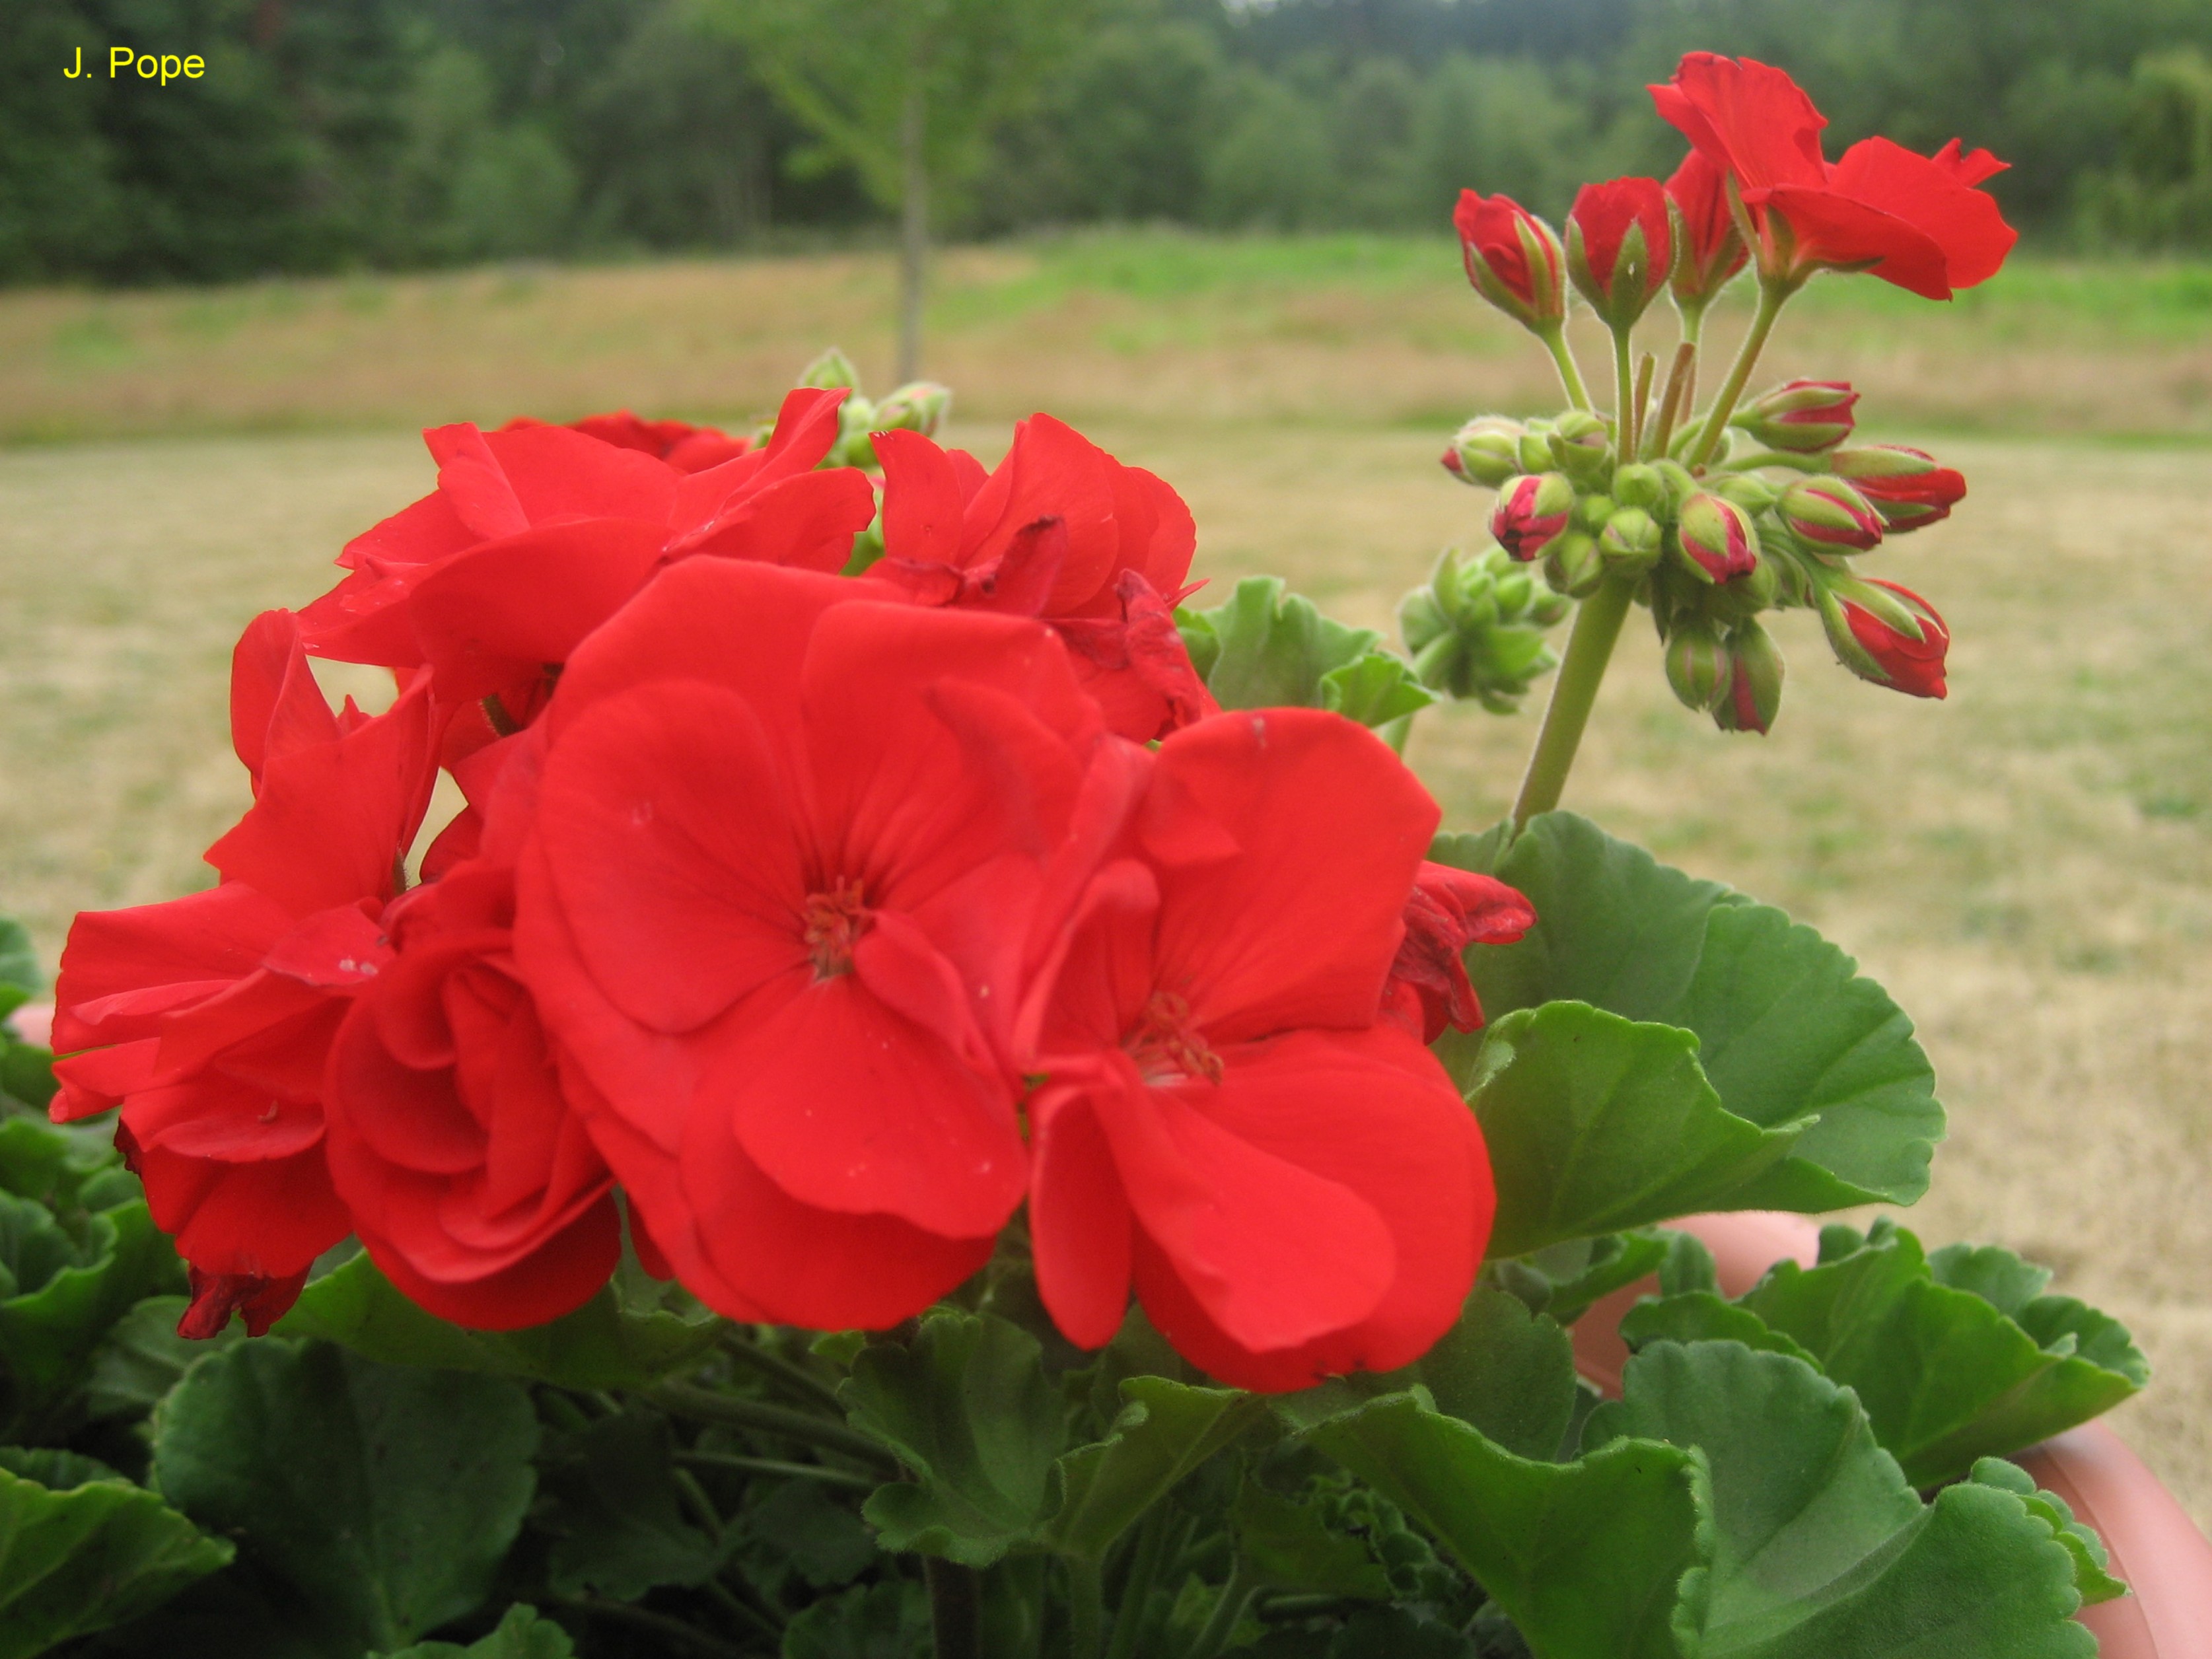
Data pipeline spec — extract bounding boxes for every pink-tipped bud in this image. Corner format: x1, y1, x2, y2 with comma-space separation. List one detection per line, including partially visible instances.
1820, 577, 1950, 699
1566, 177, 1672, 329
1713, 619, 1784, 734
1445, 415, 1525, 488
1779, 477, 1884, 551
1454, 192, 1568, 332
1673, 491, 1760, 583
1490, 472, 1576, 562
1733, 379, 1859, 454
1832, 444, 1967, 531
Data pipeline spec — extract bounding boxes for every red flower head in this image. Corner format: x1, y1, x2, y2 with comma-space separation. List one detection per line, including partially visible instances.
1832, 444, 1967, 530
501, 411, 756, 474
1651, 53, 2016, 299
1823, 578, 1950, 699
866, 417, 1212, 741
1454, 192, 1567, 332
1566, 177, 1672, 329
515, 559, 1112, 1330
1664, 150, 1750, 310
300, 389, 876, 761
1489, 473, 1575, 563
1016, 710, 1495, 1392
51, 613, 439, 1336
1382, 863, 1537, 1043
322, 740, 619, 1332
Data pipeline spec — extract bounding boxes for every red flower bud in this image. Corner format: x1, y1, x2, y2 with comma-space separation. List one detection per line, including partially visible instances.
1674, 491, 1760, 582
1454, 191, 1567, 332
1779, 476, 1883, 550
1489, 473, 1575, 562
1825, 577, 1949, 698
1713, 619, 1784, 734
1832, 444, 1967, 530
1566, 177, 1672, 328
1664, 149, 1749, 309
1733, 378, 1858, 454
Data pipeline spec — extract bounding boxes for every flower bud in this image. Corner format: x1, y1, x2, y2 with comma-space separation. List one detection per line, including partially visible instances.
1612, 462, 1667, 513
1732, 379, 1858, 454
1818, 576, 1950, 699
1779, 476, 1884, 551
1398, 544, 1565, 712
873, 380, 951, 436
798, 346, 861, 391
1664, 151, 1750, 312
1489, 472, 1575, 561
1548, 411, 1614, 487
1672, 491, 1759, 583
1712, 619, 1784, 734
1515, 424, 1559, 473
1664, 618, 1730, 712
1566, 176, 1673, 330
1711, 474, 1781, 516
1572, 492, 1615, 532
1652, 459, 1699, 512
824, 394, 880, 468
1598, 506, 1662, 574
1544, 531, 1606, 598
1444, 415, 1526, 488
1454, 192, 1569, 332
1831, 445, 1967, 531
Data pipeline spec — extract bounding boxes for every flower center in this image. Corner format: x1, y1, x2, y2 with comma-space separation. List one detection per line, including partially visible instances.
802, 879, 870, 979
1126, 989, 1223, 1086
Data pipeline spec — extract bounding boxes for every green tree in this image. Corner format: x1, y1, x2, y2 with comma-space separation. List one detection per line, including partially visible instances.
700, 0, 1098, 380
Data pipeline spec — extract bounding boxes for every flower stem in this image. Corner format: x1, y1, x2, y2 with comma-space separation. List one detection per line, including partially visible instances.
1188, 1560, 1260, 1659
1510, 572, 1637, 833
1647, 340, 1697, 460
721, 1328, 845, 1412
1688, 278, 1791, 468
1069, 1557, 1106, 1659
649, 1381, 898, 1472
1539, 322, 1593, 411
925, 1558, 981, 1659
677, 1450, 876, 1491
1105, 1507, 1172, 1659
1612, 324, 1636, 448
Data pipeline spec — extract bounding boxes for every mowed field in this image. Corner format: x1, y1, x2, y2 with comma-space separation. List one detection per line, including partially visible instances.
3, 234, 2209, 1521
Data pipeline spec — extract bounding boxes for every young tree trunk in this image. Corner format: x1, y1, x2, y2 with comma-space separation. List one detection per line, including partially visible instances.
897, 77, 928, 385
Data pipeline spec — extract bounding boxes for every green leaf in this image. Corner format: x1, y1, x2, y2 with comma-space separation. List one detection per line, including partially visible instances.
1277, 1286, 1577, 1462
782, 1580, 932, 1659
85, 1294, 241, 1421
538, 1409, 719, 1602
1, 1195, 184, 1415
1968, 1458, 2127, 1606
1467, 1003, 1808, 1258
1618, 1293, 1819, 1367
1044, 1374, 1258, 1561
840, 1309, 1065, 1567
0, 1112, 125, 1211
1501, 1230, 1672, 1327
1308, 1394, 1705, 1659
1442, 813, 1942, 1209
0, 1038, 56, 1111
1731, 1224, 2147, 1487
1327, 1608, 1480, 1658
0, 917, 40, 993
1232, 1479, 1393, 1598
737, 1477, 876, 1590
1182, 577, 1429, 730
271, 1249, 719, 1388
1588, 1341, 2094, 1658
153, 1339, 540, 1655
375, 1604, 576, 1659
0, 1458, 233, 1658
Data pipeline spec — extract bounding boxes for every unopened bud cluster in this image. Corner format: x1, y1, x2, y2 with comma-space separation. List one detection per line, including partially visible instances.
1398, 544, 1572, 714
781, 347, 952, 468
1429, 380, 1966, 732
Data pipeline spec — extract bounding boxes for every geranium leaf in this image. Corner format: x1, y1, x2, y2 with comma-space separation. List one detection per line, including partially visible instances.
1180, 576, 1429, 730
840, 1309, 1066, 1567
1, 1193, 183, 1419
1441, 812, 1942, 1209
272, 1250, 719, 1388
1967, 1459, 2127, 1606
0, 917, 40, 994
1307, 1393, 1706, 1659
1498, 1229, 1674, 1327
1045, 1374, 1260, 1561
1588, 1341, 2095, 1658
782, 1580, 933, 1659
1318, 650, 1437, 728
1232, 1479, 1394, 1598
1467, 1003, 1808, 1259
0, 1111, 126, 1212
1730, 1224, 2147, 1487
1618, 1292, 1819, 1367
536, 1409, 720, 1602
374, 1604, 576, 1658
85, 1294, 242, 1421
0, 1456, 233, 1659
1277, 1285, 1577, 1462
153, 1339, 539, 1656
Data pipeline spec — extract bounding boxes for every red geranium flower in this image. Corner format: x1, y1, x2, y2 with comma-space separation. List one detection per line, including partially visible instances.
867, 417, 1211, 741
515, 558, 1110, 1329
50, 613, 438, 1335
1017, 709, 1495, 1391
322, 740, 619, 1332
1651, 52, 2016, 299
1823, 578, 1950, 699
1665, 149, 1750, 308
501, 411, 755, 474
1453, 192, 1568, 331
1382, 861, 1536, 1043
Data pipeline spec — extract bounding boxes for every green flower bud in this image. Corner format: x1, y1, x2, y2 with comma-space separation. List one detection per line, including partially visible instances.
1598, 506, 1662, 574
1515, 424, 1558, 474
1444, 415, 1526, 488
1397, 544, 1567, 712
874, 380, 952, 436
1651, 460, 1699, 514
1545, 530, 1606, 598
1612, 462, 1667, 512
1572, 491, 1616, 532
1664, 618, 1730, 713
799, 346, 861, 391
1712, 618, 1785, 734
1711, 474, 1781, 516
1548, 411, 1614, 487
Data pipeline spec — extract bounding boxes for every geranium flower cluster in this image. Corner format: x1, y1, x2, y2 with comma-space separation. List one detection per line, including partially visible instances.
48, 390, 1532, 1392
1430, 52, 2013, 732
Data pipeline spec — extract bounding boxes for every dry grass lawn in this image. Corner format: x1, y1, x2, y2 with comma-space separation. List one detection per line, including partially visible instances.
2, 238, 2207, 1523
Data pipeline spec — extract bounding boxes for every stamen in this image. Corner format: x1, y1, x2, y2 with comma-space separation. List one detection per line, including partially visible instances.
802, 878, 870, 979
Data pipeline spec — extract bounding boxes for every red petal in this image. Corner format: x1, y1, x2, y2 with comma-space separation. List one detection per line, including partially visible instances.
1031, 1095, 1133, 1350
1752, 184, 1954, 299
1651, 52, 1828, 192
1825, 136, 2017, 290
875, 428, 968, 567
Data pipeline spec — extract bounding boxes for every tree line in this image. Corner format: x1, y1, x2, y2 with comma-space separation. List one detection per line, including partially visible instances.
7, 0, 2212, 289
